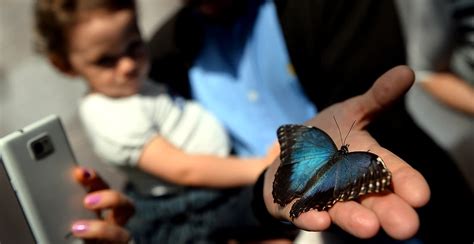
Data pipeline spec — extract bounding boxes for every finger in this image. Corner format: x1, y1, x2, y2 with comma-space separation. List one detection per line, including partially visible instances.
286, 207, 332, 231
372, 148, 430, 208
355, 146, 428, 239
84, 190, 135, 225
346, 65, 415, 127
71, 220, 130, 243
361, 193, 419, 240
328, 201, 380, 238
74, 167, 110, 192
367, 65, 414, 111
265, 162, 332, 231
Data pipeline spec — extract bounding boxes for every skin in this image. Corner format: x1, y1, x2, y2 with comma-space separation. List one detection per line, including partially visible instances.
264, 66, 429, 240
72, 168, 134, 243
55, 8, 274, 189
65, 9, 149, 98
420, 72, 474, 116
53, 7, 274, 242
167, 2, 430, 239
175, 2, 432, 238
72, 66, 430, 243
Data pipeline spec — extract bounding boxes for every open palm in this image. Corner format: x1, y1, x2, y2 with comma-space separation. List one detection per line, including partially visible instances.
264, 66, 430, 240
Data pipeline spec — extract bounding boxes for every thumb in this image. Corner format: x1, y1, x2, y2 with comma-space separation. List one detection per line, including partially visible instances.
73, 167, 110, 192
355, 65, 414, 125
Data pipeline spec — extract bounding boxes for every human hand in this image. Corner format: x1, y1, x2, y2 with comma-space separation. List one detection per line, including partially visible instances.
420, 72, 474, 116
263, 66, 430, 240
71, 168, 135, 243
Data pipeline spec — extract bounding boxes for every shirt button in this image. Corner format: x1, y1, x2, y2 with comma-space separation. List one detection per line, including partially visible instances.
247, 90, 259, 102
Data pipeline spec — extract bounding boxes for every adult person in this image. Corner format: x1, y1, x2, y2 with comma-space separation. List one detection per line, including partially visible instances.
33, 0, 280, 241
147, 0, 473, 242
70, 66, 430, 243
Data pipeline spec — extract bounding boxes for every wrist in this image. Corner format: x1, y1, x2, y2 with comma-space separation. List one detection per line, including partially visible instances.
252, 168, 295, 229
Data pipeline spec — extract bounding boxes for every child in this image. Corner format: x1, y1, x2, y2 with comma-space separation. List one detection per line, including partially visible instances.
34, 0, 283, 243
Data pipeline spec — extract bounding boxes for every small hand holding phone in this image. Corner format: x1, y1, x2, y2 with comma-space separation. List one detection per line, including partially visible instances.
0, 115, 96, 244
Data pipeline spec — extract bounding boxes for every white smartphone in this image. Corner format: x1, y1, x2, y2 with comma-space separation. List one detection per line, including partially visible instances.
0, 154, 36, 244
0, 115, 96, 244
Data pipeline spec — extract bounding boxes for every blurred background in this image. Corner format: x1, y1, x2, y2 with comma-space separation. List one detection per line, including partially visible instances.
0, 1, 472, 242
0, 0, 472, 192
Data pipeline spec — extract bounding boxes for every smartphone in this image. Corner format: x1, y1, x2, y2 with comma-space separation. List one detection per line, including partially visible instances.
0, 115, 95, 244
0, 155, 36, 244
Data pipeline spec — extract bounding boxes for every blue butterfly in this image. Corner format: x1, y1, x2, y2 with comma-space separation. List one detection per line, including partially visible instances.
272, 124, 392, 219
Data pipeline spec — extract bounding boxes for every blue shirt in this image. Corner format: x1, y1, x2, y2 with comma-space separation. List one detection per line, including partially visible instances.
189, 0, 317, 156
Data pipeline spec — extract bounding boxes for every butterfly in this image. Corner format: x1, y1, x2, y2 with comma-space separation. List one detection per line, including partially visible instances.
272, 124, 392, 219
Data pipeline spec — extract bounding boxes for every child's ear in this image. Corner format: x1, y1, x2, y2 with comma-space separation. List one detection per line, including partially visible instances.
48, 53, 76, 76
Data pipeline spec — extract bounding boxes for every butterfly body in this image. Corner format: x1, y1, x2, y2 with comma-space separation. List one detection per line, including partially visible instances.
273, 124, 391, 219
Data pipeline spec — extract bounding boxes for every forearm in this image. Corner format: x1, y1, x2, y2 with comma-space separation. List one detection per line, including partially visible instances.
421, 72, 474, 115
138, 136, 269, 188
168, 154, 268, 187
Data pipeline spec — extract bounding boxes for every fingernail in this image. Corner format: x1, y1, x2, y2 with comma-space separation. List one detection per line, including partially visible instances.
72, 222, 89, 233
82, 168, 91, 179
85, 194, 101, 206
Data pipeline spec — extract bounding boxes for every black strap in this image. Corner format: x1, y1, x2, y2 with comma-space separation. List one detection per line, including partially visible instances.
251, 169, 295, 230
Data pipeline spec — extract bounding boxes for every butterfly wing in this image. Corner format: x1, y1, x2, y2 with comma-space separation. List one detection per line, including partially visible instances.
273, 124, 338, 206
289, 151, 392, 218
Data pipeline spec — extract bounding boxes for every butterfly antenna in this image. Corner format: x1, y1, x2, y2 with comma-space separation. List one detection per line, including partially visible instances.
333, 116, 344, 146
343, 120, 357, 145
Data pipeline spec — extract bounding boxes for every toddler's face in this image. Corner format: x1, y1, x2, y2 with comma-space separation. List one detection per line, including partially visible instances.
67, 9, 148, 98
